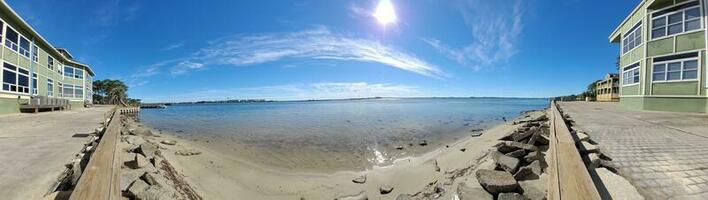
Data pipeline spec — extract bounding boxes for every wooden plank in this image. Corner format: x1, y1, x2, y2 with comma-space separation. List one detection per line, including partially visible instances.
69, 108, 122, 200
546, 102, 600, 200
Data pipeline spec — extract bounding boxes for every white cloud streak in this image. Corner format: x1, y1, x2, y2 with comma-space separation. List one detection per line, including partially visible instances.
144, 82, 422, 102
138, 26, 445, 78
424, 0, 526, 70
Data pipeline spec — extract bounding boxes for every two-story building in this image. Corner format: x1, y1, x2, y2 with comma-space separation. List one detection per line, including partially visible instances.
610, 0, 708, 113
0, 1, 94, 114
596, 73, 620, 102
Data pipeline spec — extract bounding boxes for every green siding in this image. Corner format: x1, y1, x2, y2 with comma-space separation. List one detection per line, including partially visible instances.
621, 46, 644, 66
647, 37, 674, 57
652, 82, 699, 95
620, 97, 644, 110
69, 101, 84, 109
621, 85, 641, 95
642, 97, 706, 113
0, 98, 20, 114
676, 31, 706, 52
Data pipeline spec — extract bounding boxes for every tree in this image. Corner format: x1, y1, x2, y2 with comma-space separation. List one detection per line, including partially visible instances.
93, 79, 133, 105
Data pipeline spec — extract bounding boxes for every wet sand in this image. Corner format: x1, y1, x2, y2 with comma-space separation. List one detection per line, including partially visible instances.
136, 110, 547, 199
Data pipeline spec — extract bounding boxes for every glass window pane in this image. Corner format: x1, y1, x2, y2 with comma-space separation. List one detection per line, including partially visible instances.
634, 75, 640, 83
683, 70, 698, 79
685, 7, 700, 20
652, 28, 666, 38
5, 28, 17, 41
668, 71, 681, 80
653, 64, 666, 72
684, 60, 698, 69
686, 19, 701, 31
669, 12, 683, 24
18, 75, 28, 87
668, 62, 682, 71
3, 70, 15, 84
668, 23, 683, 35
653, 73, 666, 81
653, 17, 666, 28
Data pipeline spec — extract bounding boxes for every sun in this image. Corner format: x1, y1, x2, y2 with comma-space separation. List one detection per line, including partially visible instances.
373, 0, 397, 25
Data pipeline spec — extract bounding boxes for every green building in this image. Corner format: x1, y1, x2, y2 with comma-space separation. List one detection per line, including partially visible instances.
0, 1, 94, 114
611, 0, 708, 113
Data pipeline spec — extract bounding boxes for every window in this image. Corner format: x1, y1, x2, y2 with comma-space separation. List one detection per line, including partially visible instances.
652, 4, 702, 39
47, 56, 54, 70
4, 27, 18, 51
47, 79, 54, 97
623, 22, 642, 54
0, 21, 4, 40
653, 59, 699, 82
75, 86, 83, 99
74, 68, 83, 79
2, 62, 30, 93
622, 63, 640, 85
19, 36, 30, 58
31, 45, 38, 62
64, 66, 74, 78
31, 73, 37, 95
58, 82, 63, 97
63, 84, 74, 98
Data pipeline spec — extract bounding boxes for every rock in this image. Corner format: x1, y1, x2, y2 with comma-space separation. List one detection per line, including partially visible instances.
535, 134, 549, 145
519, 178, 547, 200
457, 181, 493, 200
161, 140, 177, 145
500, 132, 515, 141
513, 160, 541, 180
132, 153, 151, 169
419, 140, 428, 146
505, 149, 527, 158
575, 131, 590, 142
460, 148, 466, 152
580, 141, 599, 153
513, 128, 535, 142
493, 151, 521, 173
134, 127, 153, 136
498, 192, 526, 200
396, 194, 414, 200
352, 175, 366, 184
121, 170, 146, 191
123, 135, 146, 146
523, 151, 542, 163
395, 145, 404, 150
475, 169, 519, 194
495, 141, 537, 154
380, 185, 394, 194
587, 153, 602, 169
334, 191, 367, 200
138, 143, 160, 159
70, 158, 82, 185
41, 191, 72, 200
142, 172, 159, 186
175, 149, 202, 156
127, 179, 150, 198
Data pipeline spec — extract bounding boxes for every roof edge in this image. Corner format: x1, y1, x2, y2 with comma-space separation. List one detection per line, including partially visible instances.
609, 0, 650, 42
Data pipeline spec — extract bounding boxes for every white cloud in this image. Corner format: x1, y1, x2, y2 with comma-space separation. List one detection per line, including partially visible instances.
145, 82, 422, 102
139, 26, 445, 78
161, 42, 184, 51
424, 0, 526, 70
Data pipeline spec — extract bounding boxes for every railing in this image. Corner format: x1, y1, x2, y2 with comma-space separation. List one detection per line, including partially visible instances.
546, 101, 600, 200
69, 107, 122, 200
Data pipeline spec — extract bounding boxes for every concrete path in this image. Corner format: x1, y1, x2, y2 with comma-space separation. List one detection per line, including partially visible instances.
0, 106, 112, 200
560, 102, 708, 200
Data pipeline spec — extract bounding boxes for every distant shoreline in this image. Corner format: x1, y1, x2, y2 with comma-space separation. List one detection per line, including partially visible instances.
145, 96, 551, 105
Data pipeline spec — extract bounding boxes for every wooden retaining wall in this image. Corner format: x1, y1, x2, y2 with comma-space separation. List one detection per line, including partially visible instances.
546, 101, 600, 200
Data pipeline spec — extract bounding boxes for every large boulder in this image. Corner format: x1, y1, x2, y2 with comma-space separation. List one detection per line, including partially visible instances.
523, 151, 542, 163
493, 152, 521, 173
495, 141, 538, 153
579, 141, 599, 153
475, 169, 519, 194
513, 160, 542, 180
498, 193, 526, 200
121, 170, 146, 191
127, 179, 150, 198
505, 149, 527, 158
123, 135, 146, 146
457, 181, 493, 200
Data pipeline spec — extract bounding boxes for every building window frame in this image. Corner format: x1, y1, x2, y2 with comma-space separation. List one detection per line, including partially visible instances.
18, 36, 30, 58
31, 73, 37, 95
47, 56, 54, 70
31, 45, 38, 63
652, 57, 699, 83
622, 62, 641, 86
64, 66, 74, 78
651, 2, 703, 40
622, 21, 643, 55
4, 25, 19, 52
47, 79, 54, 97
2, 62, 30, 94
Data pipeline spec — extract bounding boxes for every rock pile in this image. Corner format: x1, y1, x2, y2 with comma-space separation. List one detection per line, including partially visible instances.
464, 113, 550, 200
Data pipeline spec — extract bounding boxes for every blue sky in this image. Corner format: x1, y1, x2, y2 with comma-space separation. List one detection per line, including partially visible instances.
8, 0, 639, 102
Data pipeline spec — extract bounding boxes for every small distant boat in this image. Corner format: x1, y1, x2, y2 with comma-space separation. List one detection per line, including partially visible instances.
140, 104, 167, 109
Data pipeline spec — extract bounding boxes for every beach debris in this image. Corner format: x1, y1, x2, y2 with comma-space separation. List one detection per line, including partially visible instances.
498, 192, 526, 200
418, 140, 428, 146
433, 160, 441, 172
475, 169, 519, 194
505, 149, 526, 158
395, 145, 404, 150
352, 175, 366, 184
457, 181, 493, 200
395, 194, 414, 200
513, 160, 541, 180
379, 185, 394, 194
495, 141, 537, 154
459, 148, 466, 152
161, 140, 178, 145
175, 149, 202, 156
493, 151, 521, 174
334, 191, 367, 200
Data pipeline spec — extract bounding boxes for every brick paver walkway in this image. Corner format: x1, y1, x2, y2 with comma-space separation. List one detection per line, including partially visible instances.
560, 102, 708, 200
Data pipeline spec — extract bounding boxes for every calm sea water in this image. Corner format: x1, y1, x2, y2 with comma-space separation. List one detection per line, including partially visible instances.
139, 98, 549, 170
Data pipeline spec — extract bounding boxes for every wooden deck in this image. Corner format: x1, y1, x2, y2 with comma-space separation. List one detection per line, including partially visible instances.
546, 101, 601, 200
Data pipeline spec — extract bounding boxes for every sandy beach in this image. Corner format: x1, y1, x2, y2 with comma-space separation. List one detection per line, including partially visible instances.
133, 110, 548, 199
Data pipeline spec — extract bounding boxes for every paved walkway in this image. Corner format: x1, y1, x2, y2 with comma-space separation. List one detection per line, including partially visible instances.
0, 106, 112, 200
560, 102, 708, 200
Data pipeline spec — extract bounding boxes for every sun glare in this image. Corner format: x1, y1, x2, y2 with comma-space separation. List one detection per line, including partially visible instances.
373, 0, 397, 25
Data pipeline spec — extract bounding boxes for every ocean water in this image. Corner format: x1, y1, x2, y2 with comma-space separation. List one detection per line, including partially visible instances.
139, 98, 549, 171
